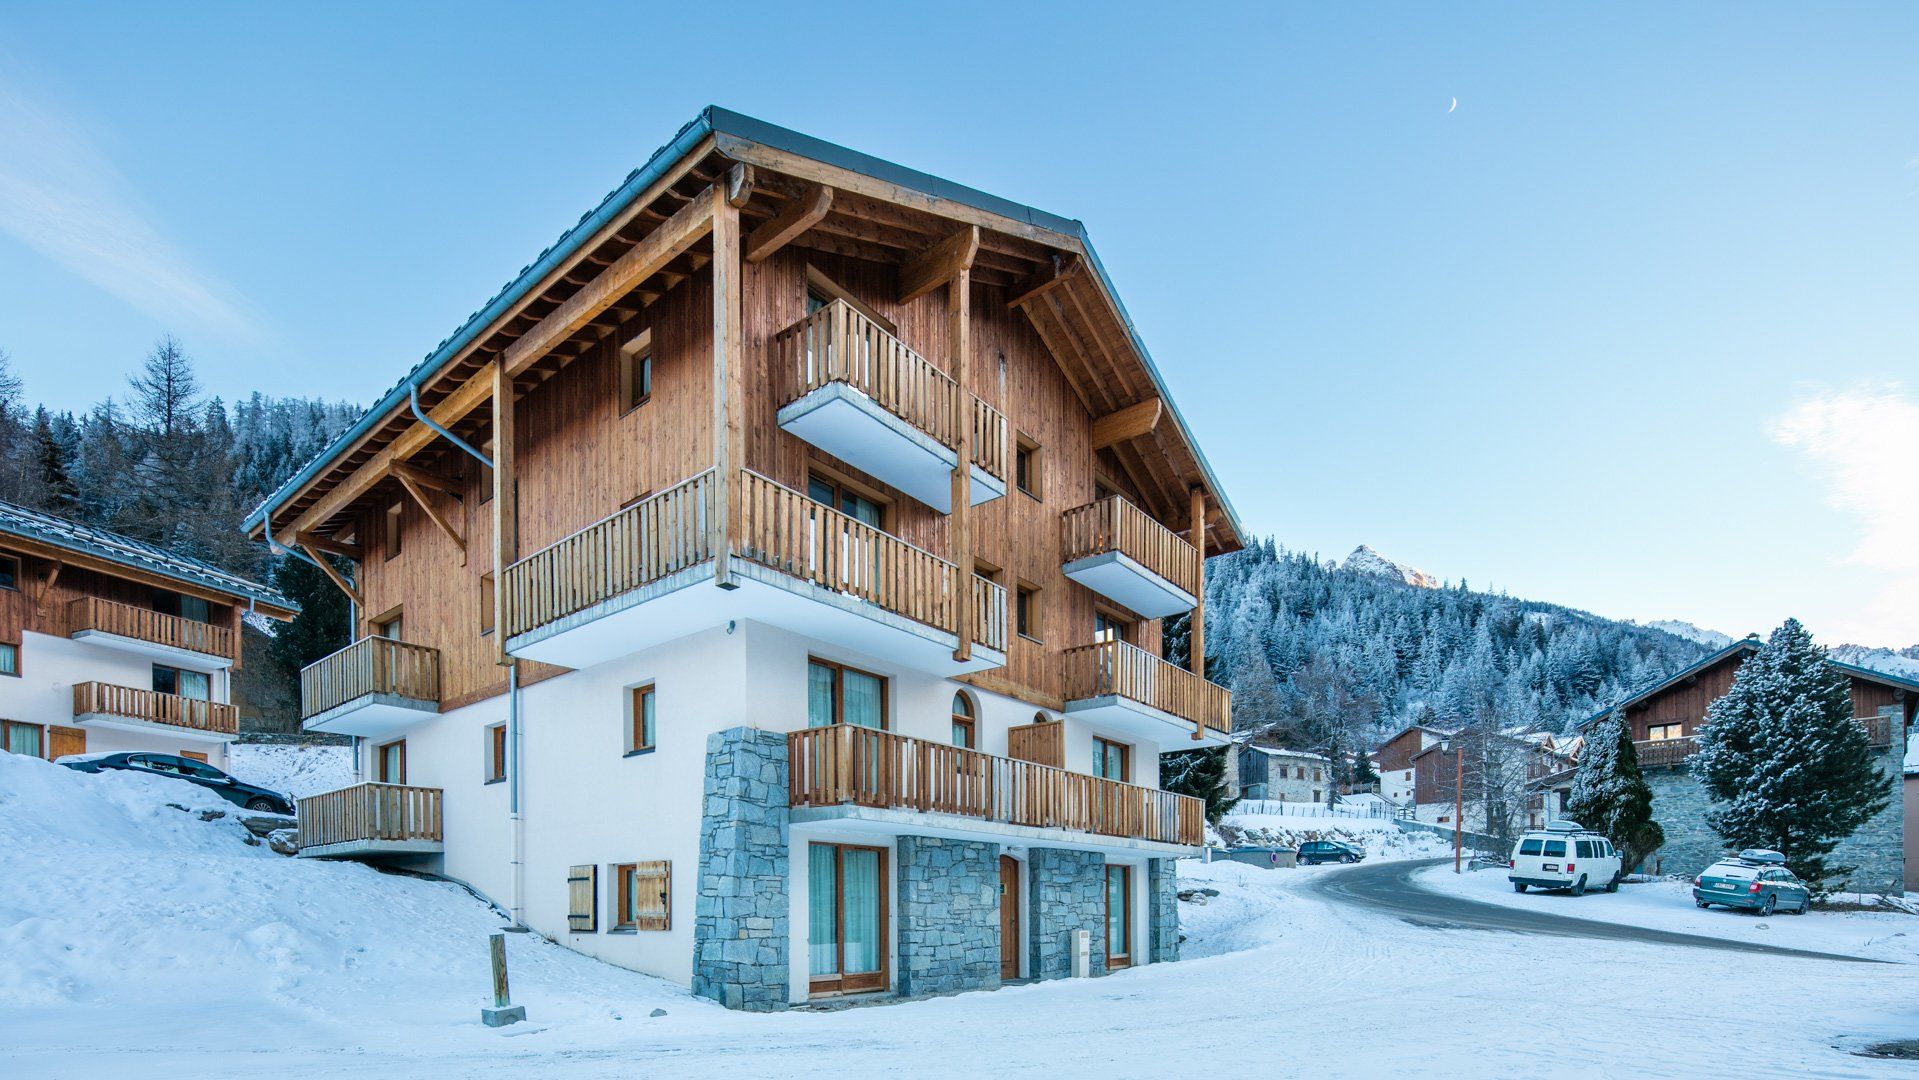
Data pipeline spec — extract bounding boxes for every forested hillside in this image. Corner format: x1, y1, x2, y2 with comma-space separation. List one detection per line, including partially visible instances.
1173, 540, 1713, 755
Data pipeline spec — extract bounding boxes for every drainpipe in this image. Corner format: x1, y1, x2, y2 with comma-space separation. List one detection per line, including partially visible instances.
508, 662, 525, 928
409, 385, 493, 470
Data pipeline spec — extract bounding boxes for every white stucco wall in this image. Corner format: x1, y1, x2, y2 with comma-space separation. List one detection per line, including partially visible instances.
0, 629, 233, 768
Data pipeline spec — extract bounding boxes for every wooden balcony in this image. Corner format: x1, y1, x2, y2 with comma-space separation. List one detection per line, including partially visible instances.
1060, 495, 1200, 618
296, 782, 444, 859
1636, 715, 1896, 770
501, 468, 1006, 676
773, 299, 1006, 512
68, 596, 237, 666
299, 637, 441, 739
789, 724, 1204, 849
71, 681, 238, 741
1063, 639, 1232, 746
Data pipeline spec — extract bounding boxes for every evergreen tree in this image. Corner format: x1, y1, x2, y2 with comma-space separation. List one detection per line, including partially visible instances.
1689, 619, 1889, 893
1564, 711, 1663, 872
1162, 746, 1238, 825
266, 554, 354, 672
32, 407, 78, 513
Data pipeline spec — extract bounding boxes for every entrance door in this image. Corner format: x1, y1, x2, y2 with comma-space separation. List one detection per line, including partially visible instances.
808, 842, 888, 995
998, 855, 1021, 980
1105, 865, 1132, 969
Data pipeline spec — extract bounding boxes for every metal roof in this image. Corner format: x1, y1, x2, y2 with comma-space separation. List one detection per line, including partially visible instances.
0, 500, 293, 611
245, 106, 1245, 544
1579, 638, 1919, 728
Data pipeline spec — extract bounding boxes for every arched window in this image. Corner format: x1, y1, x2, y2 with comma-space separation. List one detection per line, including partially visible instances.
951, 692, 976, 749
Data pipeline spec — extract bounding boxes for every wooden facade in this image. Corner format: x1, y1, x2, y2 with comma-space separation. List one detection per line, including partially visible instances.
0, 552, 244, 666
1615, 647, 1917, 746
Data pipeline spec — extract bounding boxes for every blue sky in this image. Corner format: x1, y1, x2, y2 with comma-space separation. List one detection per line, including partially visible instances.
1, 3, 1914, 646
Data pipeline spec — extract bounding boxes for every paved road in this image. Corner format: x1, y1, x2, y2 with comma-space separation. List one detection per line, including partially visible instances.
1313, 857, 1879, 963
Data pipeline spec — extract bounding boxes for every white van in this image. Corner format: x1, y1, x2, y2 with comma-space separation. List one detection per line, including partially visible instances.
1507, 820, 1622, 896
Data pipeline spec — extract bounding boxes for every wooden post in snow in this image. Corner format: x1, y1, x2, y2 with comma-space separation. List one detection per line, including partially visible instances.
481, 931, 527, 1027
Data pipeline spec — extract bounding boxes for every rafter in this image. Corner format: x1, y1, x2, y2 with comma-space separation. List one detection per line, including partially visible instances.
898, 226, 980, 304
745, 184, 833, 263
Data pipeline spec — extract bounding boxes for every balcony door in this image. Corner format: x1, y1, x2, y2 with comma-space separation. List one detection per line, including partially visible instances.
1105, 864, 1132, 969
807, 475, 883, 595
808, 842, 888, 995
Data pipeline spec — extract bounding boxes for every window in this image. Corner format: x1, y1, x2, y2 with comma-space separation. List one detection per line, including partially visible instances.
807, 473, 883, 528
1015, 582, 1041, 642
805, 265, 896, 334
1, 719, 43, 757
628, 684, 657, 755
807, 659, 887, 729
619, 330, 653, 413
1647, 722, 1684, 742
374, 612, 404, 641
0, 641, 17, 677
180, 594, 211, 623
1105, 865, 1132, 968
152, 664, 211, 700
1576, 840, 1595, 859
479, 574, 496, 636
0, 554, 16, 590
484, 723, 507, 784
384, 501, 403, 560
951, 692, 976, 749
567, 864, 598, 933
1093, 609, 1130, 645
1014, 434, 1042, 499
611, 861, 671, 932
1093, 736, 1130, 782
808, 842, 888, 994
1519, 839, 1544, 856
1543, 840, 1567, 859
1313, 768, 1323, 782
376, 739, 406, 784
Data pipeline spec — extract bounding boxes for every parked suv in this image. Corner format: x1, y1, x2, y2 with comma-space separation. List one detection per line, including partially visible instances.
1508, 821, 1621, 896
1693, 850, 1810, 916
59, 752, 295, 815
1298, 840, 1366, 865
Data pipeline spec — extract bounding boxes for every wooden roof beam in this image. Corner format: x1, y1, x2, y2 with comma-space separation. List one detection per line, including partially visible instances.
746, 184, 833, 263
1006, 254, 1082, 308
1090, 398, 1162, 450
899, 225, 980, 304
294, 530, 363, 561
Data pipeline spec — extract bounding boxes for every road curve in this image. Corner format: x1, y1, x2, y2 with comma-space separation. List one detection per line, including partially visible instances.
1312, 857, 1879, 964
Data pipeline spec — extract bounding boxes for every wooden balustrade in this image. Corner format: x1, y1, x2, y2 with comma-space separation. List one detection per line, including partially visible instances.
774, 299, 962, 449
72, 681, 238, 736
738, 469, 959, 635
972, 574, 1007, 653
68, 596, 237, 661
789, 724, 1203, 847
1063, 639, 1231, 736
1859, 713, 1895, 748
1060, 494, 1201, 599
500, 469, 715, 638
970, 396, 1008, 483
300, 636, 442, 719
1634, 736, 1699, 768
1007, 719, 1064, 768
297, 782, 443, 850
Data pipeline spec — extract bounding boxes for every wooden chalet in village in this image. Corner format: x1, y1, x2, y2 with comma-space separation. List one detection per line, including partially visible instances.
245, 108, 1244, 1008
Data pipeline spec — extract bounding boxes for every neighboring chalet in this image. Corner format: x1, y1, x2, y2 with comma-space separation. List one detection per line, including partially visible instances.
1236, 744, 1331, 804
245, 108, 1243, 1009
1583, 639, 1915, 891
1371, 723, 1450, 808
1407, 730, 1572, 833
0, 500, 296, 769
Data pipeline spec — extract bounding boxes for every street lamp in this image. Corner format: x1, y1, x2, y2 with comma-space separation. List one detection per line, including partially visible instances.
1441, 737, 1462, 874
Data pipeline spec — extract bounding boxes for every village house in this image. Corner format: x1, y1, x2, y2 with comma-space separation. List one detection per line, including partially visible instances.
1371, 723, 1449, 808
1582, 639, 1914, 891
1406, 729, 1573, 836
245, 108, 1243, 1010
0, 500, 295, 770
1236, 744, 1331, 803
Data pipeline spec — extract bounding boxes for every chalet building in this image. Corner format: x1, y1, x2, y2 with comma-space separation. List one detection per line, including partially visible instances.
1371, 723, 1450, 807
1407, 730, 1571, 834
0, 500, 295, 769
247, 108, 1243, 1009
1236, 744, 1330, 803
1583, 639, 1915, 891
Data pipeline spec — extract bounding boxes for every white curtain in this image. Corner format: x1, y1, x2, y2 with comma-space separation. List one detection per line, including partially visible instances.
842, 848, 881, 974
808, 845, 837, 976
843, 670, 883, 730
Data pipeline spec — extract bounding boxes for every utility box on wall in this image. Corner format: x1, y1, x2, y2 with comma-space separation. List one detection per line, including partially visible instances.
1072, 929, 1091, 978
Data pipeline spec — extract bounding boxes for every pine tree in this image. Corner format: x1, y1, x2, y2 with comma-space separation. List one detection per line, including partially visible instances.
1162, 746, 1238, 824
32, 407, 78, 513
266, 555, 354, 672
1689, 619, 1889, 893
1565, 711, 1663, 872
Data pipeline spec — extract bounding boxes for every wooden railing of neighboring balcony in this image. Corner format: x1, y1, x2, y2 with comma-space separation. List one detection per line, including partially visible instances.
738, 469, 959, 636
1063, 639, 1232, 737
68, 596, 237, 661
297, 782, 443, 850
1636, 715, 1895, 769
500, 469, 715, 639
970, 396, 1008, 484
774, 299, 962, 450
789, 724, 1204, 847
1060, 494, 1201, 599
300, 636, 442, 719
72, 681, 238, 735
971, 574, 1007, 653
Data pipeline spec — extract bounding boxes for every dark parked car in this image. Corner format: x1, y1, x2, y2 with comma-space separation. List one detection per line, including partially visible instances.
1298, 840, 1366, 865
60, 752, 295, 815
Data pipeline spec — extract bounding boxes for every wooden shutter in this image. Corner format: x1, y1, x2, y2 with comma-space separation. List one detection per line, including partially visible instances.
567, 864, 598, 932
47, 725, 86, 760
631, 861, 671, 931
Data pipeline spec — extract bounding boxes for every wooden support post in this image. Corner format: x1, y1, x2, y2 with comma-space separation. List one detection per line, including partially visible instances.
711, 173, 744, 588
34, 559, 62, 621
949, 263, 973, 662
491, 365, 516, 661
1189, 486, 1206, 740
480, 931, 526, 1026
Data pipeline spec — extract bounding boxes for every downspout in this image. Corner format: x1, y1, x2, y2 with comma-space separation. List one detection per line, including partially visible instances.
409, 385, 494, 470
508, 662, 526, 928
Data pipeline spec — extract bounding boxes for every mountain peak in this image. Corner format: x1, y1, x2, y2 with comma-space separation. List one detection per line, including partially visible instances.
1342, 545, 1439, 589
1643, 620, 1733, 648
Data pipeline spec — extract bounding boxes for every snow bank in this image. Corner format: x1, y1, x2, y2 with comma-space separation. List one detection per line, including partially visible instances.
225, 741, 356, 798
1414, 863, 1919, 963
1216, 811, 1452, 862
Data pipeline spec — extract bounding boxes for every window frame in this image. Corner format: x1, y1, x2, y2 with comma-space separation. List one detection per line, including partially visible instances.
375, 738, 407, 784
610, 860, 672, 932
618, 328, 654, 415
1105, 864, 1133, 969
384, 500, 404, 561
479, 573, 496, 636
626, 683, 657, 756
1, 718, 45, 757
1093, 606, 1132, 645
1014, 432, 1042, 500
0, 553, 18, 591
807, 657, 890, 730
484, 722, 507, 785
806, 469, 889, 531
1093, 736, 1131, 783
950, 691, 976, 749
0, 640, 19, 678
1015, 581, 1042, 643
1646, 722, 1685, 742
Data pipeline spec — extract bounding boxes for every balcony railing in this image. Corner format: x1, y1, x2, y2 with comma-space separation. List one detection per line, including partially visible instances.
775, 299, 961, 449
297, 783, 443, 852
72, 681, 238, 736
1636, 716, 1894, 769
68, 596, 236, 661
1064, 639, 1232, 737
971, 573, 1007, 653
501, 469, 716, 639
300, 636, 442, 719
789, 723, 1203, 847
1061, 495, 1200, 600
970, 396, 1008, 484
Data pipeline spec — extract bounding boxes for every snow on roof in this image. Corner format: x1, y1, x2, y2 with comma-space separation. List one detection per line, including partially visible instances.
1243, 745, 1329, 762
0, 499, 292, 611
1584, 638, 1919, 728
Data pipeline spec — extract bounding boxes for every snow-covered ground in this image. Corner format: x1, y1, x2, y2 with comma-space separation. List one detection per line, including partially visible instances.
1415, 863, 1919, 964
5, 751, 1919, 1078
225, 741, 356, 798
1217, 807, 1454, 862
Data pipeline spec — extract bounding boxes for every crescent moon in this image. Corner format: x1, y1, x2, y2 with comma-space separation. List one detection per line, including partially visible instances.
1448, 97, 1458, 114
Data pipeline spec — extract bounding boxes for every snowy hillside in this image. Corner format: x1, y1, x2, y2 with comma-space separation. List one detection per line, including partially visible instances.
1643, 620, 1734, 647
1340, 544, 1439, 588
226, 741, 356, 798
1833, 644, 1919, 680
